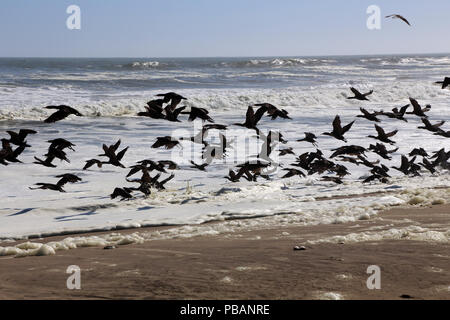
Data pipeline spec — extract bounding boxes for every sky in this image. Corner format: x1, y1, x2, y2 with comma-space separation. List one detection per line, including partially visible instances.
0, 0, 449, 58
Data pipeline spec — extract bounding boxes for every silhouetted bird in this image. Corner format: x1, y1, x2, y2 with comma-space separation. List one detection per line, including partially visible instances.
409, 148, 429, 158
336, 156, 361, 166
164, 105, 186, 122
33, 154, 57, 168
282, 168, 305, 178
407, 98, 430, 118
323, 115, 354, 142
146, 99, 164, 111
132, 160, 167, 174
385, 14, 411, 26
430, 148, 450, 166
434, 130, 450, 138
44, 105, 83, 123
369, 143, 398, 160
30, 174, 79, 193
6, 129, 37, 146
190, 160, 208, 171
55, 173, 82, 185
110, 187, 133, 200
379, 105, 409, 122
363, 174, 389, 184
308, 158, 336, 175
254, 103, 291, 120
137, 106, 165, 119
29, 183, 65, 193
356, 154, 380, 168
330, 164, 351, 177
393, 156, 418, 176
185, 107, 214, 123
203, 124, 227, 131
370, 164, 391, 178
0, 139, 26, 164
154, 174, 175, 190
435, 77, 450, 89
418, 118, 445, 133
233, 105, 268, 133
357, 108, 380, 122
420, 158, 436, 174
296, 132, 318, 147
279, 147, 295, 156
155, 92, 187, 112
330, 145, 367, 158
48, 138, 76, 151
237, 160, 271, 176
368, 124, 398, 145
152, 136, 180, 149
98, 140, 128, 168
225, 169, 242, 182
83, 159, 104, 170
347, 87, 373, 101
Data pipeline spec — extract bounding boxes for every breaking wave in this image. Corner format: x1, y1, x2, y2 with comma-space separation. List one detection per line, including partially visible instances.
123, 61, 166, 69
1, 81, 449, 121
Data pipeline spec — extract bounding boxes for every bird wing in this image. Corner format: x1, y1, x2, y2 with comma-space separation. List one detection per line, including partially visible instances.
111, 140, 121, 152
397, 15, 411, 26
173, 106, 186, 118
350, 87, 361, 96
65, 106, 83, 116
342, 120, 355, 134
6, 131, 17, 139
360, 108, 370, 116
401, 155, 409, 168
116, 147, 129, 161
159, 174, 175, 185
374, 124, 385, 137
409, 98, 421, 112
244, 106, 255, 126
332, 115, 342, 132
45, 105, 66, 110
420, 118, 431, 128
253, 105, 268, 125
44, 110, 68, 123
12, 144, 25, 158
434, 121, 445, 128
386, 14, 411, 26
398, 104, 410, 115
386, 129, 398, 138
19, 129, 37, 139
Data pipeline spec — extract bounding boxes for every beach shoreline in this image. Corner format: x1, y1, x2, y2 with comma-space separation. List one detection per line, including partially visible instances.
0, 202, 448, 300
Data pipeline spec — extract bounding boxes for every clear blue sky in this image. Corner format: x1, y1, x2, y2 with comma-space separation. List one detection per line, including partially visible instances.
0, 0, 449, 57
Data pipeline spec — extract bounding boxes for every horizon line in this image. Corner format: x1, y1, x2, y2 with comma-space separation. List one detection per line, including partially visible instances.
1, 51, 449, 59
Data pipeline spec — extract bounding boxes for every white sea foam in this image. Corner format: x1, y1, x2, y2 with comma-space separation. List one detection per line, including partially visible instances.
125, 61, 163, 68
1, 100, 450, 245
1, 56, 450, 252
1, 185, 449, 257
307, 226, 450, 245
1, 80, 449, 121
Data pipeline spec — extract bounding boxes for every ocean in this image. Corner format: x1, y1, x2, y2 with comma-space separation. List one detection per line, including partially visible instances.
1, 54, 450, 254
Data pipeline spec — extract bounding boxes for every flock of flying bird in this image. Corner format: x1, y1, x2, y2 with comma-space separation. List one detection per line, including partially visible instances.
1, 76, 450, 201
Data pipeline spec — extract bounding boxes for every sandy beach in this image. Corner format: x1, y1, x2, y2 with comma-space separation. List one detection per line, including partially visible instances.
0, 201, 448, 300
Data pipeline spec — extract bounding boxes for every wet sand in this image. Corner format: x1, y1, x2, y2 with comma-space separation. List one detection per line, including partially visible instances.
0, 204, 449, 300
